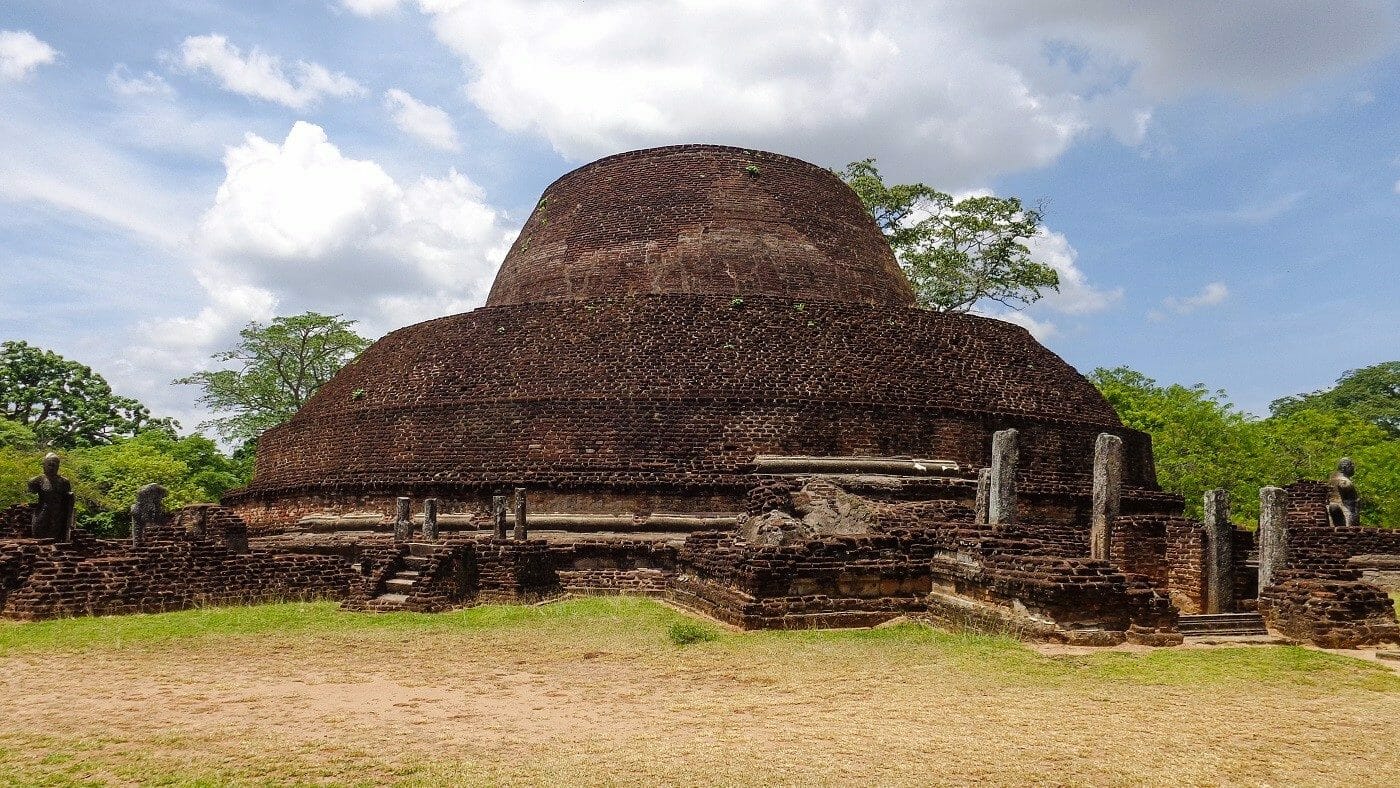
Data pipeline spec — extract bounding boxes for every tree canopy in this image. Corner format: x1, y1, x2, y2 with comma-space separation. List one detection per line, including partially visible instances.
175, 312, 371, 445
0, 340, 176, 449
1092, 365, 1400, 526
838, 159, 1059, 312
1270, 361, 1400, 438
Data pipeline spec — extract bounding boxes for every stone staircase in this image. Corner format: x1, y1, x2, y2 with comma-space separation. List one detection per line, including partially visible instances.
367, 543, 434, 609
1178, 612, 1270, 639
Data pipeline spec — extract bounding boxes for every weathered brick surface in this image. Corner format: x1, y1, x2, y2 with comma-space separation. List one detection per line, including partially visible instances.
1258, 569, 1400, 647
486, 145, 916, 308
226, 294, 1161, 532
224, 146, 1164, 533
1248, 481, 1400, 646
0, 507, 353, 621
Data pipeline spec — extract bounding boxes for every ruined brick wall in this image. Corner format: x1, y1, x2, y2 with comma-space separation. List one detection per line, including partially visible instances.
673, 530, 940, 628
486, 145, 916, 308
0, 536, 354, 620
171, 504, 248, 552
0, 504, 30, 537
1111, 516, 1171, 587
1161, 518, 1206, 613
1281, 481, 1400, 572
551, 540, 678, 596
229, 295, 1158, 530
1258, 569, 1400, 647
476, 540, 561, 602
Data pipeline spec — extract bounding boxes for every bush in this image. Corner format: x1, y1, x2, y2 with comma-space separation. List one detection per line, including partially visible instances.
667, 620, 719, 646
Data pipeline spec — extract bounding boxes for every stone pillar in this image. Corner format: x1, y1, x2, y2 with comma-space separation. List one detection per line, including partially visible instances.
423, 498, 439, 541
513, 487, 528, 541
1258, 486, 1289, 590
393, 496, 412, 543
1090, 433, 1123, 561
988, 428, 1018, 528
974, 468, 990, 525
492, 495, 508, 540
1203, 489, 1234, 614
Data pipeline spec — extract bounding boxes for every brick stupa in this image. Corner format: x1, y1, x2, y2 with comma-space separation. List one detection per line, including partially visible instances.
225, 145, 1173, 534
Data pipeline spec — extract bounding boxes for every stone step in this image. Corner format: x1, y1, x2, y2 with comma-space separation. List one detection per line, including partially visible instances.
1179, 613, 1268, 637
393, 570, 421, 580
374, 593, 409, 604
384, 578, 417, 592
408, 542, 436, 557
403, 556, 429, 570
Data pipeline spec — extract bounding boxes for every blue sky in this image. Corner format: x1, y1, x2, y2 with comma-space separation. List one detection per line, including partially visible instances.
2, 1, 1398, 436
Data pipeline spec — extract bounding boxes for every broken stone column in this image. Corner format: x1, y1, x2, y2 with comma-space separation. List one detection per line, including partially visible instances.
1258, 486, 1289, 590
988, 428, 1018, 528
393, 496, 412, 543
1090, 433, 1123, 561
423, 498, 439, 541
1203, 488, 1234, 614
492, 495, 508, 540
513, 487, 528, 541
974, 468, 990, 525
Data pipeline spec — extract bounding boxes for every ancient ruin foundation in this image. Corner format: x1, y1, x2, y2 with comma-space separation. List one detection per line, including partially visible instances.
3, 145, 1396, 647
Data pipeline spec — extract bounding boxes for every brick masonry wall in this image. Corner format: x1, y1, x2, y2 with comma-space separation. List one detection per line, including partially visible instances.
486, 145, 916, 308
228, 294, 1161, 531
0, 507, 354, 621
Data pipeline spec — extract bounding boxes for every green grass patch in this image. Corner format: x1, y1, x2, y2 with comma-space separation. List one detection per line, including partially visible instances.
2, 597, 1395, 692
667, 619, 719, 646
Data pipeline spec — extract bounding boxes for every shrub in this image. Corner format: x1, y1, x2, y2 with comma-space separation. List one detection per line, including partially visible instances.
667, 620, 719, 646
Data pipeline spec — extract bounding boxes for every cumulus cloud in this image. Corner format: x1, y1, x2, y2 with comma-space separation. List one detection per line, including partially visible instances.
385, 88, 460, 150
0, 29, 57, 82
107, 64, 173, 97
1024, 228, 1122, 315
379, 0, 1396, 186
193, 121, 515, 334
179, 34, 364, 109
342, 0, 405, 15
1150, 281, 1230, 320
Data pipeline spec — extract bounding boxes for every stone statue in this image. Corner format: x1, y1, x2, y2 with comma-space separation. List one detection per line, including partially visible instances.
27, 453, 74, 541
131, 483, 169, 545
1327, 457, 1360, 528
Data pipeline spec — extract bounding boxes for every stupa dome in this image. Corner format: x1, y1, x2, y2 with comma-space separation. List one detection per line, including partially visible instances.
227, 145, 1161, 531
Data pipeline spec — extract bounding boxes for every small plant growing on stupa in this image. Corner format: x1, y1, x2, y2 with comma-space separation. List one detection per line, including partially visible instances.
351, 389, 366, 401
730, 297, 745, 309
744, 164, 760, 177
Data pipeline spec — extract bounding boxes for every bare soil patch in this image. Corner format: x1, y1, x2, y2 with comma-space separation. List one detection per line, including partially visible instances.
1, 599, 1397, 786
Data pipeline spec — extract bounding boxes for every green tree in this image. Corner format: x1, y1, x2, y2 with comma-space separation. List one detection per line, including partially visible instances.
175, 312, 371, 445
1270, 361, 1400, 437
1090, 366, 1257, 521
0, 340, 177, 448
838, 159, 1059, 312
1092, 365, 1400, 527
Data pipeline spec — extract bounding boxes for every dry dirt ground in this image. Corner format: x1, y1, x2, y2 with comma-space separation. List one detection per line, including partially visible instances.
1, 598, 1397, 786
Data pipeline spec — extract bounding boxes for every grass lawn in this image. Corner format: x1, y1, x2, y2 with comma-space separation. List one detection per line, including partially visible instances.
1, 597, 1397, 786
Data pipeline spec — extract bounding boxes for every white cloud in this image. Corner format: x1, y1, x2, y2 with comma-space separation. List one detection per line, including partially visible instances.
385, 88, 460, 150
991, 309, 1059, 341
1151, 281, 1230, 320
107, 64, 173, 97
343, 0, 405, 15
179, 34, 364, 109
387, 0, 1396, 187
194, 121, 515, 335
1025, 228, 1122, 315
0, 29, 57, 82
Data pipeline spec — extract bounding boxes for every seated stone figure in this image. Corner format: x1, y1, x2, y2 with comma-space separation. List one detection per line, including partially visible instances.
1328, 457, 1360, 528
27, 453, 74, 541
